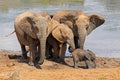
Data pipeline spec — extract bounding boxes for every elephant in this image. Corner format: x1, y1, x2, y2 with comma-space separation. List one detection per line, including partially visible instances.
53, 10, 105, 49
46, 23, 75, 62
69, 48, 96, 69
14, 12, 58, 66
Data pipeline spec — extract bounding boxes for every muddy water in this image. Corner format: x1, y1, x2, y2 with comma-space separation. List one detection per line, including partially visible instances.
0, 0, 120, 58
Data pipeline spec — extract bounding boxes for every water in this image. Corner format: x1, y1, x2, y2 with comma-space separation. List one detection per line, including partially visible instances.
0, 0, 120, 58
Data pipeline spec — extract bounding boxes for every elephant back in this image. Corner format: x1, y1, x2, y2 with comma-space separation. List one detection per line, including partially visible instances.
14, 12, 34, 24
53, 10, 72, 21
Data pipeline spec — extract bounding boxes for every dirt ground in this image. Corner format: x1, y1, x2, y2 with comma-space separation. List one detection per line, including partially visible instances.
0, 50, 120, 80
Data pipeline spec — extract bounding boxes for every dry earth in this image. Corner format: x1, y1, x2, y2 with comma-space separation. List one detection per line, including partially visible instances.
0, 50, 120, 80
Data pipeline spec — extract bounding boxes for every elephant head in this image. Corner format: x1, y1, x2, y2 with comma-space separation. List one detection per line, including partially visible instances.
25, 15, 54, 65
84, 49, 96, 68
52, 23, 75, 51
60, 12, 105, 49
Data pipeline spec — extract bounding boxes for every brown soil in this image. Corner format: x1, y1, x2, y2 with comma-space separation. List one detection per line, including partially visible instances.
0, 50, 120, 80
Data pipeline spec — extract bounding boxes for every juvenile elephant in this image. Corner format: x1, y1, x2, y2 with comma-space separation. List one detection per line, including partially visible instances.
69, 48, 96, 69
46, 23, 75, 62
14, 12, 57, 66
53, 10, 105, 49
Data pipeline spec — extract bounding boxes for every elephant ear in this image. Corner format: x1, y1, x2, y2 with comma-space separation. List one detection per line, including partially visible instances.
26, 15, 50, 31
26, 15, 52, 37
22, 16, 39, 38
26, 16, 36, 29
86, 50, 96, 61
85, 53, 91, 61
87, 14, 105, 35
52, 25, 64, 43
47, 19, 60, 37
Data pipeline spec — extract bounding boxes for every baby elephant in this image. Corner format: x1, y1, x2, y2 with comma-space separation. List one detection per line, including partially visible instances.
70, 49, 96, 69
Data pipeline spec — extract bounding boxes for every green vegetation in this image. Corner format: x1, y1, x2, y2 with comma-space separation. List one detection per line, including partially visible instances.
98, 77, 106, 80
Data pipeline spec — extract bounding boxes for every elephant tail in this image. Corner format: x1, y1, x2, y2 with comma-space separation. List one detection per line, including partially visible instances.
5, 30, 15, 37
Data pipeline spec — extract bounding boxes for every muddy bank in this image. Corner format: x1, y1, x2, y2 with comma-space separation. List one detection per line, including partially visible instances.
0, 50, 120, 80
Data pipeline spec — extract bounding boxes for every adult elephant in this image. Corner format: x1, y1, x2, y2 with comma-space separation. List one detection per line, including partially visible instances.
46, 23, 75, 62
14, 12, 57, 65
53, 10, 105, 49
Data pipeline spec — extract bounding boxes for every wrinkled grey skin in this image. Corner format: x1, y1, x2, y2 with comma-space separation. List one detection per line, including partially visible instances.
53, 10, 105, 49
14, 12, 53, 66
70, 49, 96, 69
46, 23, 75, 62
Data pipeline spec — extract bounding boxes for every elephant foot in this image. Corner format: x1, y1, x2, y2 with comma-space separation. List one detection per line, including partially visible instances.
51, 57, 62, 63
45, 56, 53, 59
59, 58, 65, 63
18, 56, 28, 63
59, 60, 66, 64
22, 54, 28, 59
60, 61, 66, 64
74, 66, 79, 69
86, 65, 93, 69
8, 54, 21, 59
34, 64, 42, 69
38, 60, 44, 65
28, 61, 34, 66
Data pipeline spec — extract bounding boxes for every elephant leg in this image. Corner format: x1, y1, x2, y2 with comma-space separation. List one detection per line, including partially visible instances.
93, 60, 96, 68
72, 54, 79, 69
29, 51, 34, 66
28, 44, 37, 66
26, 35, 37, 66
74, 36, 80, 48
59, 43, 66, 63
49, 46, 53, 58
85, 60, 92, 69
52, 45, 59, 61
45, 42, 49, 58
45, 42, 53, 59
36, 44, 40, 62
19, 44, 28, 62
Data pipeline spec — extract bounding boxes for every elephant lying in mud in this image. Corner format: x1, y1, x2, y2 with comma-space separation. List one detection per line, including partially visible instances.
69, 48, 96, 69
14, 12, 58, 66
53, 10, 105, 49
46, 23, 75, 62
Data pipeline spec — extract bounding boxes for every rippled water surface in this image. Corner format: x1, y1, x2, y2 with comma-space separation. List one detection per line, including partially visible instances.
0, 0, 120, 58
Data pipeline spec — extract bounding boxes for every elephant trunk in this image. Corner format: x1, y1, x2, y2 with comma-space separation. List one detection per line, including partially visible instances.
78, 27, 87, 49
38, 37, 46, 65
92, 60, 96, 68
67, 39, 75, 52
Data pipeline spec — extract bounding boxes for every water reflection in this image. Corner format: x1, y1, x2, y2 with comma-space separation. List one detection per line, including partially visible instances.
0, 0, 120, 58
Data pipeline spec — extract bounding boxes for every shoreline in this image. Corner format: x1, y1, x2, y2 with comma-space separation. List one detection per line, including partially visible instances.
1, 49, 120, 59
0, 51, 120, 80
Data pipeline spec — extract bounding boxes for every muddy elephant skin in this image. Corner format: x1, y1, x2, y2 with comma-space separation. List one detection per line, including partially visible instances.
70, 49, 96, 69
